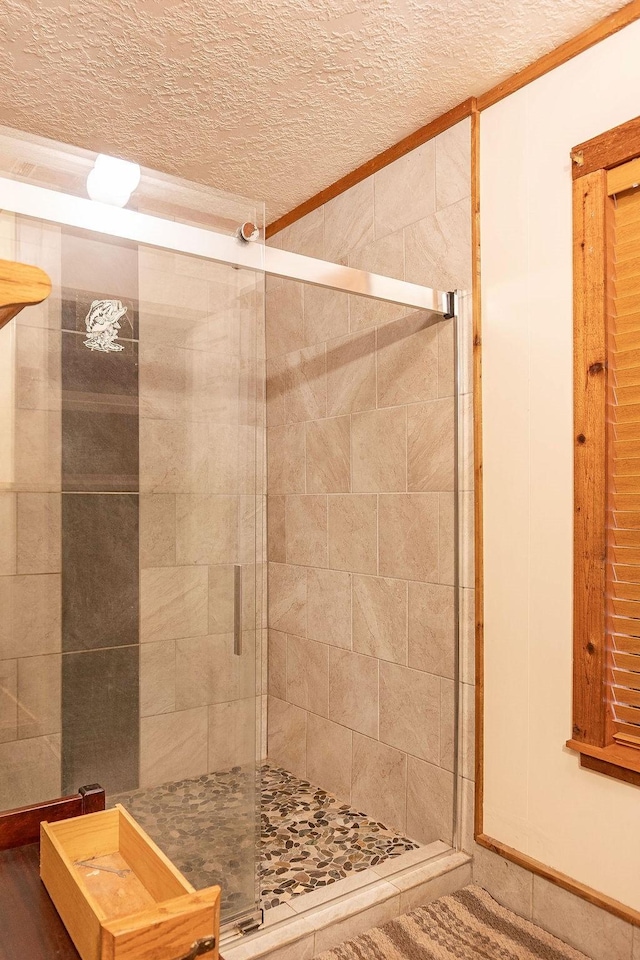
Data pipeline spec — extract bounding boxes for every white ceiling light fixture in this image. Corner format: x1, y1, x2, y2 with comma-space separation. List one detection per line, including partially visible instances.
86, 154, 141, 207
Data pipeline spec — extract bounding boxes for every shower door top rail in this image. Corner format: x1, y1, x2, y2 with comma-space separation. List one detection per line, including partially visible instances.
0, 176, 447, 314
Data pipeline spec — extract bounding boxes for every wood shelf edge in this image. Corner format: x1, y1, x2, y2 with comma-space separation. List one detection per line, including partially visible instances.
0, 259, 52, 330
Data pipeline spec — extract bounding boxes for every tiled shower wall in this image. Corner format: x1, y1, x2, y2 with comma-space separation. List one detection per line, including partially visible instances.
136, 248, 263, 788
265, 119, 474, 846
0, 220, 264, 810
0, 216, 63, 809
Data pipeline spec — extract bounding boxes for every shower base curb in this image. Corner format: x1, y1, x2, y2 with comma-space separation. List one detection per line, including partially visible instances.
221, 846, 472, 960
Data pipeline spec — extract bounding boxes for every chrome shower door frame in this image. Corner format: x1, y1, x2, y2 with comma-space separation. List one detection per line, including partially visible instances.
0, 176, 449, 315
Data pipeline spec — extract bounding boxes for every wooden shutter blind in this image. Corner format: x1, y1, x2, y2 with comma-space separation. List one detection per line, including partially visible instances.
569, 125, 640, 785
609, 179, 640, 749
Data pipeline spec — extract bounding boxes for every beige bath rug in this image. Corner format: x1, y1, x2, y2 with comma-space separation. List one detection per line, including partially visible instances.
315, 884, 590, 960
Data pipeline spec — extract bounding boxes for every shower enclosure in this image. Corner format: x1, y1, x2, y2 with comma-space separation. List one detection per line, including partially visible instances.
0, 125, 466, 939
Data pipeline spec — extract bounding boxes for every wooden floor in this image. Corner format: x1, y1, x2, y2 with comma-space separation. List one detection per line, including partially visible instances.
0, 843, 228, 960
0, 842, 81, 959
0, 784, 228, 960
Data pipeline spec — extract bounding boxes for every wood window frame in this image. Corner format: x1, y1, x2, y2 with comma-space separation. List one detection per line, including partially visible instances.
568, 115, 640, 786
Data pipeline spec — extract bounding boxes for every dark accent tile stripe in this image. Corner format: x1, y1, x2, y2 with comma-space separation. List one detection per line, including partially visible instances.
60, 227, 141, 796
62, 333, 138, 492
62, 493, 139, 652
61, 645, 139, 795
61, 408, 139, 493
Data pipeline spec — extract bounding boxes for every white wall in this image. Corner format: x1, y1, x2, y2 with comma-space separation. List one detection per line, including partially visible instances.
481, 18, 640, 911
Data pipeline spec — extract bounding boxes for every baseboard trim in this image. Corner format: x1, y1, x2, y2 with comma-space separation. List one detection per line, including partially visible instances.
475, 833, 640, 927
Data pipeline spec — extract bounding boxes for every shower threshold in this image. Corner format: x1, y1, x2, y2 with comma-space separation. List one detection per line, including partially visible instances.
226, 763, 470, 958
221, 845, 470, 960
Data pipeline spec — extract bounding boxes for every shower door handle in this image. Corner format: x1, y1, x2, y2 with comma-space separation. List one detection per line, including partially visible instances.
234, 564, 242, 656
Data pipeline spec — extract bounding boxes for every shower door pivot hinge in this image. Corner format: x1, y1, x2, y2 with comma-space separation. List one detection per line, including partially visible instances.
443, 291, 457, 319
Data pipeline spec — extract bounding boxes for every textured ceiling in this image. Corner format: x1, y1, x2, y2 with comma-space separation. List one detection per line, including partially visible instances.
0, 0, 627, 221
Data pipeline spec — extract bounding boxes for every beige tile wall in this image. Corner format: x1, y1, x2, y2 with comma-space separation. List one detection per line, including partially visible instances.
265, 119, 474, 846
138, 248, 265, 787
0, 216, 63, 810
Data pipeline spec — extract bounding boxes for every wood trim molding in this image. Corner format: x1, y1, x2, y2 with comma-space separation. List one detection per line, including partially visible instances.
265, 98, 476, 238
476, 0, 640, 112
580, 752, 640, 787
471, 105, 485, 839
476, 833, 640, 927
0, 785, 105, 852
569, 142, 640, 779
571, 115, 640, 180
571, 169, 609, 747
267, 1, 640, 237
567, 739, 640, 786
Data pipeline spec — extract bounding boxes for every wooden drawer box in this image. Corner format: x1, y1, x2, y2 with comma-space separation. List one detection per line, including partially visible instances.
40, 804, 220, 960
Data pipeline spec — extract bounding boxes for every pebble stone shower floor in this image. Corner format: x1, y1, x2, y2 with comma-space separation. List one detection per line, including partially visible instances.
114, 762, 420, 915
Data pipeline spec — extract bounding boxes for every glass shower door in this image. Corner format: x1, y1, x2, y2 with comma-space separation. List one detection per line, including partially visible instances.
131, 244, 263, 924
0, 211, 263, 929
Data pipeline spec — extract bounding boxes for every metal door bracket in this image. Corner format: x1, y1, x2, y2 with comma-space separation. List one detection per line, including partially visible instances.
443, 291, 457, 319
237, 912, 263, 935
